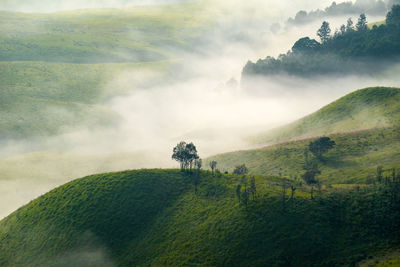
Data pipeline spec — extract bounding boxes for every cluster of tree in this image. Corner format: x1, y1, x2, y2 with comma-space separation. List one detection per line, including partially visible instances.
172, 141, 200, 171
287, 0, 389, 26
172, 141, 203, 193
236, 175, 257, 208
375, 165, 400, 184
243, 5, 400, 78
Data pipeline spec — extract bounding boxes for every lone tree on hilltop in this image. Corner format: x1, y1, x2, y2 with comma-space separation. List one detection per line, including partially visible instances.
209, 161, 217, 175
356, 13, 368, 31
233, 164, 249, 175
172, 141, 199, 171
317, 21, 331, 43
309, 137, 336, 162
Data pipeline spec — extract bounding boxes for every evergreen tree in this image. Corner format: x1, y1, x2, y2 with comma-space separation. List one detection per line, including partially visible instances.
317, 21, 331, 43
346, 18, 354, 32
356, 13, 368, 31
386, 4, 400, 25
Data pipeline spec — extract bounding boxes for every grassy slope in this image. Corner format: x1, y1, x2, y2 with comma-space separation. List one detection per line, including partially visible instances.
0, 61, 170, 138
0, 169, 399, 266
0, 3, 207, 63
252, 87, 400, 145
208, 126, 400, 184
207, 87, 400, 184
0, 2, 208, 139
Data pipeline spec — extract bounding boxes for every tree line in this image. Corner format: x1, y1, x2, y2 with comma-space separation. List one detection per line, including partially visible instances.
242, 5, 400, 78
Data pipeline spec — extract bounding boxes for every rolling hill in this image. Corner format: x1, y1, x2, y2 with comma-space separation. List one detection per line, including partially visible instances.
252, 87, 400, 145
206, 87, 400, 184
0, 169, 399, 266
0, 1, 209, 140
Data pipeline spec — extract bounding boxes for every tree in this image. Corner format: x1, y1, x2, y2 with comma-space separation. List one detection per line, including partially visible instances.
340, 24, 346, 35
302, 150, 321, 199
185, 142, 199, 171
172, 141, 187, 170
233, 164, 249, 175
356, 13, 368, 31
317, 21, 331, 43
292, 37, 321, 53
193, 159, 202, 193
346, 18, 354, 32
386, 5, 400, 25
249, 176, 257, 200
209, 161, 217, 175
308, 137, 336, 162
172, 141, 199, 171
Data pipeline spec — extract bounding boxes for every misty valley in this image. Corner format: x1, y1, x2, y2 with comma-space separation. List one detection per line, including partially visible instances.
1, 0, 400, 266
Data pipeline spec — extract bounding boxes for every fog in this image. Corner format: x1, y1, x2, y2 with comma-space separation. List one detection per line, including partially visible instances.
0, 0, 398, 219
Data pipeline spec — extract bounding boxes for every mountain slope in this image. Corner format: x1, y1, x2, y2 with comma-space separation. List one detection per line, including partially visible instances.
0, 1, 207, 140
252, 87, 400, 145
1, 169, 400, 266
206, 87, 400, 184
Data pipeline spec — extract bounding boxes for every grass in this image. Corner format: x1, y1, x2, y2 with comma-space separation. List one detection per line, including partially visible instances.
0, 169, 399, 266
0, 3, 209, 63
207, 126, 400, 184
206, 88, 400, 184
0, 1, 211, 139
251, 87, 400, 145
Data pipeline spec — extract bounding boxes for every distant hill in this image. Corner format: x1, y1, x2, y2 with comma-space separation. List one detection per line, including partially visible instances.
252, 87, 400, 145
206, 87, 400, 184
0, 2, 207, 140
1, 169, 400, 266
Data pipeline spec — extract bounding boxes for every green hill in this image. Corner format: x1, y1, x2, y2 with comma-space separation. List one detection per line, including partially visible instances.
252, 87, 400, 145
0, 1, 208, 140
206, 87, 400, 184
1, 169, 400, 266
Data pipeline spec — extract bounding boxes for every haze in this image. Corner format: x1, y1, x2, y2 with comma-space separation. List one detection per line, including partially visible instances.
0, 0, 398, 218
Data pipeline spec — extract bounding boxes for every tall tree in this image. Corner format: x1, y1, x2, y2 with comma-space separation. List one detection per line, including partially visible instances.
308, 137, 336, 162
185, 142, 199, 171
209, 161, 217, 175
386, 4, 400, 25
172, 141, 187, 170
317, 21, 331, 43
346, 18, 354, 32
356, 13, 368, 31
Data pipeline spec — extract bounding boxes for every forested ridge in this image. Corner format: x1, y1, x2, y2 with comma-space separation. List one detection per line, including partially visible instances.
243, 5, 400, 77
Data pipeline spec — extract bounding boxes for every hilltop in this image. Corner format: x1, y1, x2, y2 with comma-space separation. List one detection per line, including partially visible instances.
252, 87, 400, 145
1, 169, 399, 266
